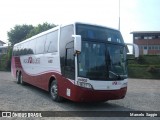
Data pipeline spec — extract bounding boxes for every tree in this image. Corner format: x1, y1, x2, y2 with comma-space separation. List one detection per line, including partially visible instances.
26, 22, 57, 38
7, 22, 56, 46
7, 25, 34, 45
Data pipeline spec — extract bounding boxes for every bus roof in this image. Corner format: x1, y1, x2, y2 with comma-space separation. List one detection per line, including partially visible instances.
14, 25, 60, 47
14, 22, 119, 47
60, 21, 119, 31
74, 22, 119, 31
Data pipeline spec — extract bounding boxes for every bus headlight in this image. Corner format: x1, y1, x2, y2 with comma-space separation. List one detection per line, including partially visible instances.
122, 82, 127, 88
77, 81, 93, 89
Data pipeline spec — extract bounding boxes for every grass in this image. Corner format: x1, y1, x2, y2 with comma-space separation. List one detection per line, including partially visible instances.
128, 66, 160, 79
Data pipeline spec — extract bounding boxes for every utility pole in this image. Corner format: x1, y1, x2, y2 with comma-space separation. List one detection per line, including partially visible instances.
118, 0, 120, 31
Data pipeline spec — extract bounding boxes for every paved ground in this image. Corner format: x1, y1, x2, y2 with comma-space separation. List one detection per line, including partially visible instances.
0, 71, 159, 120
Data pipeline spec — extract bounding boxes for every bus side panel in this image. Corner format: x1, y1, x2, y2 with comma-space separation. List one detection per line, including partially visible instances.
22, 70, 38, 87
21, 70, 66, 92
22, 70, 77, 98
11, 56, 16, 78
19, 53, 62, 91
58, 75, 75, 99
21, 70, 76, 98
11, 56, 22, 78
41, 72, 63, 91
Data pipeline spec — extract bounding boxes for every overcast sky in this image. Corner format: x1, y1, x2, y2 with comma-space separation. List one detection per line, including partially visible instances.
0, 0, 160, 44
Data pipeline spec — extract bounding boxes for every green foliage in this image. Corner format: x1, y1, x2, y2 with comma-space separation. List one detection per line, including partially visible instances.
0, 54, 7, 71
128, 66, 160, 79
7, 22, 56, 46
128, 55, 160, 79
26, 22, 56, 38
146, 65, 160, 73
128, 55, 160, 65
1, 22, 56, 71
6, 47, 12, 71
0, 47, 12, 71
7, 25, 34, 45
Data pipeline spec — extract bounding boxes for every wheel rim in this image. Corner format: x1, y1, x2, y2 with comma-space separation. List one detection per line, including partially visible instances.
16, 74, 18, 81
51, 83, 58, 99
20, 75, 22, 84
16, 73, 19, 82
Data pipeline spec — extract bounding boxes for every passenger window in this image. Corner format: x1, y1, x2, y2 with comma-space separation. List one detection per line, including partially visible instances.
27, 40, 36, 54
36, 35, 46, 54
45, 31, 58, 53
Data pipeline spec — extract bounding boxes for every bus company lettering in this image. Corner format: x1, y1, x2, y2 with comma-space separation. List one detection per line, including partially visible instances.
112, 81, 121, 85
24, 57, 40, 64
78, 77, 88, 82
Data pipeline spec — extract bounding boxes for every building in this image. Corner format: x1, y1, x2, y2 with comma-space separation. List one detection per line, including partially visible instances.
0, 46, 8, 55
131, 31, 160, 55
0, 40, 5, 46
0, 40, 7, 55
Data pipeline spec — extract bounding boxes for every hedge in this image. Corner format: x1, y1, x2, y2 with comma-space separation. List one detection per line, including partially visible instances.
128, 55, 160, 79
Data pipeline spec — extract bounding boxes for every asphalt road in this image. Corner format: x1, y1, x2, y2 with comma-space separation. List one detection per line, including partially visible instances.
0, 71, 159, 120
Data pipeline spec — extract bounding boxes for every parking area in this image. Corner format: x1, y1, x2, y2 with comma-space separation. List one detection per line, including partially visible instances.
0, 71, 160, 119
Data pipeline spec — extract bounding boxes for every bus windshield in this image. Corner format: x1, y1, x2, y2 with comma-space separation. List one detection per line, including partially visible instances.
76, 24, 124, 44
76, 24, 127, 80
78, 41, 127, 80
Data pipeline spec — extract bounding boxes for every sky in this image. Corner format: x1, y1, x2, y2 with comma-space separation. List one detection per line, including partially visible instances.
0, 0, 160, 44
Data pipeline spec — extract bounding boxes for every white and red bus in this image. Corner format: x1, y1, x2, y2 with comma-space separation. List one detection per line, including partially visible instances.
11, 22, 139, 102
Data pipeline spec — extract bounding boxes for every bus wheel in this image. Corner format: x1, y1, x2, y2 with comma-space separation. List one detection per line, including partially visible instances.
16, 72, 20, 84
50, 80, 63, 102
19, 73, 25, 85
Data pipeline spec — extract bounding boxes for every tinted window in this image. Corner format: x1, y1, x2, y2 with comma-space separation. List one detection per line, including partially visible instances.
36, 35, 46, 54
65, 42, 75, 79
59, 25, 74, 76
45, 30, 58, 53
66, 42, 74, 66
20, 43, 25, 55
76, 24, 124, 44
22, 42, 28, 55
13, 46, 17, 56
78, 41, 127, 80
17, 44, 21, 56
28, 40, 36, 54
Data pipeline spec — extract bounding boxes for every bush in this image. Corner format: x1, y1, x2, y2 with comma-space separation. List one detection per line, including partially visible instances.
128, 66, 160, 79
0, 55, 7, 71
128, 55, 160, 79
0, 47, 12, 71
146, 66, 159, 73
6, 47, 12, 71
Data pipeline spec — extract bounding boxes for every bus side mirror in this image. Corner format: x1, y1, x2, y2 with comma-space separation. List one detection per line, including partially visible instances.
125, 43, 139, 59
72, 35, 81, 54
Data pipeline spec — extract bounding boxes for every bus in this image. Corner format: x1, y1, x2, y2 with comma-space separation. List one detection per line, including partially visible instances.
11, 22, 139, 102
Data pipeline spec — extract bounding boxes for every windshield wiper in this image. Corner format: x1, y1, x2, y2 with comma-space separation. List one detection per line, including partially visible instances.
109, 71, 122, 80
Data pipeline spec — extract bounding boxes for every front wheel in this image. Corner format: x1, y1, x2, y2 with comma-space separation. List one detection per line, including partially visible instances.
50, 80, 63, 102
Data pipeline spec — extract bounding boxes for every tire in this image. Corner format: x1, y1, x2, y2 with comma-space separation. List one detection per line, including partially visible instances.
50, 80, 63, 102
16, 72, 20, 84
19, 73, 25, 85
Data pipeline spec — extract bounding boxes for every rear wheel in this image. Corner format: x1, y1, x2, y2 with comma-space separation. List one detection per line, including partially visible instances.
50, 80, 63, 102
16, 72, 20, 84
19, 73, 25, 85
